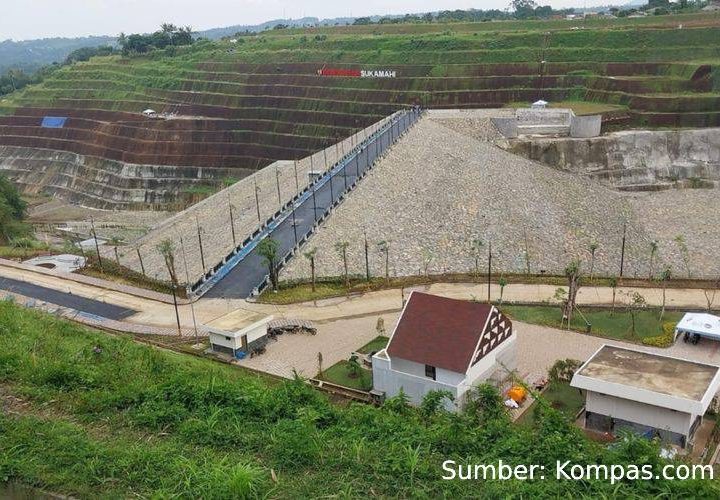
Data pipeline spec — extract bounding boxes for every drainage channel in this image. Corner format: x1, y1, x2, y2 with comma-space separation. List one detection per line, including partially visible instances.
197, 108, 422, 299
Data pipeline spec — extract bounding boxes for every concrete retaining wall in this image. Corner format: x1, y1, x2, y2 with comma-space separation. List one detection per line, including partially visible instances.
506, 127, 720, 187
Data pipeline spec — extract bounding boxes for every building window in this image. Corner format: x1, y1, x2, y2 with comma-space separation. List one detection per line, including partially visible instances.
425, 364, 436, 380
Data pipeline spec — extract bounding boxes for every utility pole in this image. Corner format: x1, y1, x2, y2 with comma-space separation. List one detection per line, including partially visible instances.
180, 236, 199, 344
364, 230, 370, 281
135, 247, 146, 276
228, 198, 237, 247
275, 167, 282, 206
254, 177, 261, 223
195, 214, 205, 270
291, 203, 298, 245
619, 221, 627, 278
487, 241, 492, 304
90, 217, 103, 272
171, 283, 182, 337
293, 159, 299, 194
311, 183, 319, 222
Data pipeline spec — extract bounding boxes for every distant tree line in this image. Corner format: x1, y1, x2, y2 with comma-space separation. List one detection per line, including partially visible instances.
0, 24, 194, 97
353, 2, 576, 25
118, 24, 194, 55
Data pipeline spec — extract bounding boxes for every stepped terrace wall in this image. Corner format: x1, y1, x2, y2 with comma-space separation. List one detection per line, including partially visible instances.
1, 23, 719, 208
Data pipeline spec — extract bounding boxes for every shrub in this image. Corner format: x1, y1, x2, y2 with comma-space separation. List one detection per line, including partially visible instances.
548, 359, 581, 382
642, 322, 676, 348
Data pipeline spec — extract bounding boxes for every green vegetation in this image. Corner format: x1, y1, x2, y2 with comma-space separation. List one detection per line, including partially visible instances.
119, 24, 194, 56
78, 255, 181, 297
319, 360, 372, 390
502, 304, 683, 342
518, 381, 585, 425
0, 174, 30, 244
358, 335, 389, 354
1, 301, 717, 497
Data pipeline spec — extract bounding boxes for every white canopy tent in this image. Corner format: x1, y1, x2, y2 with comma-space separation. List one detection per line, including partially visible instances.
675, 313, 720, 341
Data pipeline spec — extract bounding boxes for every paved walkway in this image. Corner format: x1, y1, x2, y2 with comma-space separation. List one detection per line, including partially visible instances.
2, 258, 718, 333
240, 310, 720, 380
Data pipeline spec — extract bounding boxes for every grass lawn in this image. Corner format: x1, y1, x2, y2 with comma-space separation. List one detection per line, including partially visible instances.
517, 381, 585, 426
319, 360, 373, 391
501, 305, 682, 343
358, 335, 389, 354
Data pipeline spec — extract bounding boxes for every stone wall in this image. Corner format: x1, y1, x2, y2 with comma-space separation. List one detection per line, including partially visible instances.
506, 127, 720, 188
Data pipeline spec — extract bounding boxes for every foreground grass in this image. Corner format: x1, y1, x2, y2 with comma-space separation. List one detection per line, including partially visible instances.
0, 301, 717, 498
501, 305, 682, 342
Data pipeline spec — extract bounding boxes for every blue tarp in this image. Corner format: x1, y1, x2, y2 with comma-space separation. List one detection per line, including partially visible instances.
41, 116, 68, 128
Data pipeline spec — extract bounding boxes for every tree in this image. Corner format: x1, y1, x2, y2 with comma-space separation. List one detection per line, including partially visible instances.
588, 242, 599, 281
511, 0, 538, 18
0, 174, 29, 244
658, 266, 672, 321
626, 291, 647, 339
347, 355, 362, 379
648, 240, 659, 279
421, 248, 434, 277
563, 259, 582, 328
156, 239, 178, 286
257, 237, 280, 290
674, 235, 691, 278
377, 240, 390, 282
498, 277, 508, 305
303, 248, 318, 292
469, 238, 484, 279
609, 276, 618, 314
334, 241, 350, 288
702, 276, 719, 313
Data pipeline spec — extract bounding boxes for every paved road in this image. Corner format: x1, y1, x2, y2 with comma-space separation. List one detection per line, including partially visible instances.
204, 110, 419, 299
0, 276, 137, 320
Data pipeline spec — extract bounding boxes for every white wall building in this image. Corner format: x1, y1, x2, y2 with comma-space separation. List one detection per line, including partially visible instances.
207, 315, 273, 358
372, 292, 516, 411
571, 345, 720, 449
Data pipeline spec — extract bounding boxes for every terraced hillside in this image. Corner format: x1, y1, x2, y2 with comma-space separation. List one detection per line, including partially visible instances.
1, 13, 719, 208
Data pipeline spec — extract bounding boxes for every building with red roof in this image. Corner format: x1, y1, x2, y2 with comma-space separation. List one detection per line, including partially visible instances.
372, 291, 516, 410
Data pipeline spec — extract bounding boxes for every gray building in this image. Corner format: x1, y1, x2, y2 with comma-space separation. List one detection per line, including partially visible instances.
571, 345, 720, 449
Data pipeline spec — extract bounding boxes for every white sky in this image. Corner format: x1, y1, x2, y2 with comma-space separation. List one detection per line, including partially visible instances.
2, 1, 629, 41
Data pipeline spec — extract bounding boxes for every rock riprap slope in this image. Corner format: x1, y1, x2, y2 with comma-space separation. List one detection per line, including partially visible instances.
281, 111, 720, 281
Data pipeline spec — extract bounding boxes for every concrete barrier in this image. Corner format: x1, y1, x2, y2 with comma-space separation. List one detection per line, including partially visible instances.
570, 114, 602, 138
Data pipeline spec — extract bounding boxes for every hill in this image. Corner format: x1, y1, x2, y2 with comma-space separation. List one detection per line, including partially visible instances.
0, 12, 719, 209
0, 36, 116, 74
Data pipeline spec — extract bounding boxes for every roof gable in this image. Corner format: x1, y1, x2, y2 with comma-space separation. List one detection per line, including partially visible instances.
386, 292, 496, 373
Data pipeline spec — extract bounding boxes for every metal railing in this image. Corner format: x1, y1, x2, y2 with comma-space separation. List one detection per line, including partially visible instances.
190, 107, 424, 298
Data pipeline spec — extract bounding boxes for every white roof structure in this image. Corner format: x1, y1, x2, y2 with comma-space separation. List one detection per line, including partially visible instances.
207, 315, 274, 338
571, 345, 720, 416
675, 313, 720, 341
531, 99, 548, 109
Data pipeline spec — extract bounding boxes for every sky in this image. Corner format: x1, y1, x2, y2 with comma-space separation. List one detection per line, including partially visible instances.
2, 1, 630, 41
